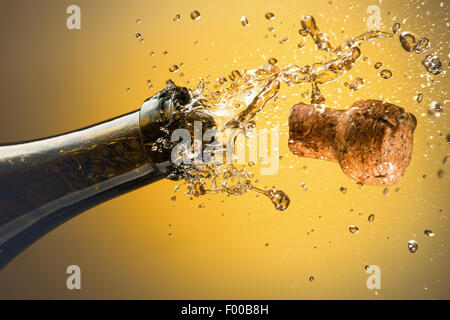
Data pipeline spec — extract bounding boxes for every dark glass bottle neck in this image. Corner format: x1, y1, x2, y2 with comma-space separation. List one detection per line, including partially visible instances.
0, 110, 165, 268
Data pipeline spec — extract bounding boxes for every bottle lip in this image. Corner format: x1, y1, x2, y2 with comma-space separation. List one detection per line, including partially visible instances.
138, 83, 191, 180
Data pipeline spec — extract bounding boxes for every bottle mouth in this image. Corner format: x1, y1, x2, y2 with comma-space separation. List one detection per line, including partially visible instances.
138, 81, 216, 180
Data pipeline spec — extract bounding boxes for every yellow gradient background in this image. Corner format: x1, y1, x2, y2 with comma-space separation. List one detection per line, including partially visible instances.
0, 0, 448, 299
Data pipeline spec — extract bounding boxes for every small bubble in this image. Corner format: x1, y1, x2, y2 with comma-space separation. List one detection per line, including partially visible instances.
297, 42, 305, 49
265, 242, 270, 247
416, 93, 423, 103
279, 37, 289, 44
171, 196, 176, 201
173, 13, 181, 22
392, 22, 401, 34
169, 65, 179, 73
309, 276, 314, 282
240, 16, 249, 27
147, 80, 153, 90
424, 230, 435, 237
340, 186, 347, 194
374, 62, 382, 69
268, 57, 278, 65
380, 69, 392, 79
190, 10, 201, 21
408, 240, 418, 253
383, 188, 389, 196
248, 161, 255, 167
300, 182, 308, 191
349, 77, 364, 91
428, 101, 443, 118
229, 69, 242, 81
168, 232, 173, 237
422, 54, 442, 75
437, 169, 445, 178
349, 225, 359, 234
299, 29, 308, 36
368, 214, 375, 222
136, 18, 142, 24
399, 32, 416, 52
217, 77, 227, 85
136, 33, 144, 43
414, 38, 430, 54
356, 182, 364, 189
265, 12, 275, 20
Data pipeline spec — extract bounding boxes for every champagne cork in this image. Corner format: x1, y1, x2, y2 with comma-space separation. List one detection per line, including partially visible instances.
288, 100, 417, 186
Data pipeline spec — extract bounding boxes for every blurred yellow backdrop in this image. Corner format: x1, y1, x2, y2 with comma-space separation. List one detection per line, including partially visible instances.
0, 0, 448, 299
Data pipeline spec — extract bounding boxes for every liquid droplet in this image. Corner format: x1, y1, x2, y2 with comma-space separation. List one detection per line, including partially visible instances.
408, 240, 418, 253
349, 77, 364, 91
254, 188, 290, 211
169, 65, 179, 73
424, 230, 435, 237
374, 62, 382, 69
392, 22, 401, 34
190, 10, 201, 21
414, 38, 430, 54
136, 33, 144, 43
416, 93, 423, 103
380, 69, 392, 79
240, 16, 249, 27
428, 101, 443, 117
349, 225, 359, 234
368, 214, 375, 222
217, 77, 227, 85
399, 32, 416, 52
229, 69, 242, 81
268, 57, 278, 65
299, 29, 308, 37
422, 54, 442, 75
265, 12, 275, 20
267, 189, 290, 211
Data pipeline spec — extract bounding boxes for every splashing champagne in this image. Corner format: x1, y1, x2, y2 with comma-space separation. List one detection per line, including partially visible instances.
176, 15, 392, 204
0, 16, 392, 268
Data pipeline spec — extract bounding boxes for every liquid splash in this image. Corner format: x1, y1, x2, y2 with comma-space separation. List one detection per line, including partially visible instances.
171, 15, 393, 211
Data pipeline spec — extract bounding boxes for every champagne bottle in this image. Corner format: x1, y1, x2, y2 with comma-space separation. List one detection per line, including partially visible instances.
0, 83, 212, 269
